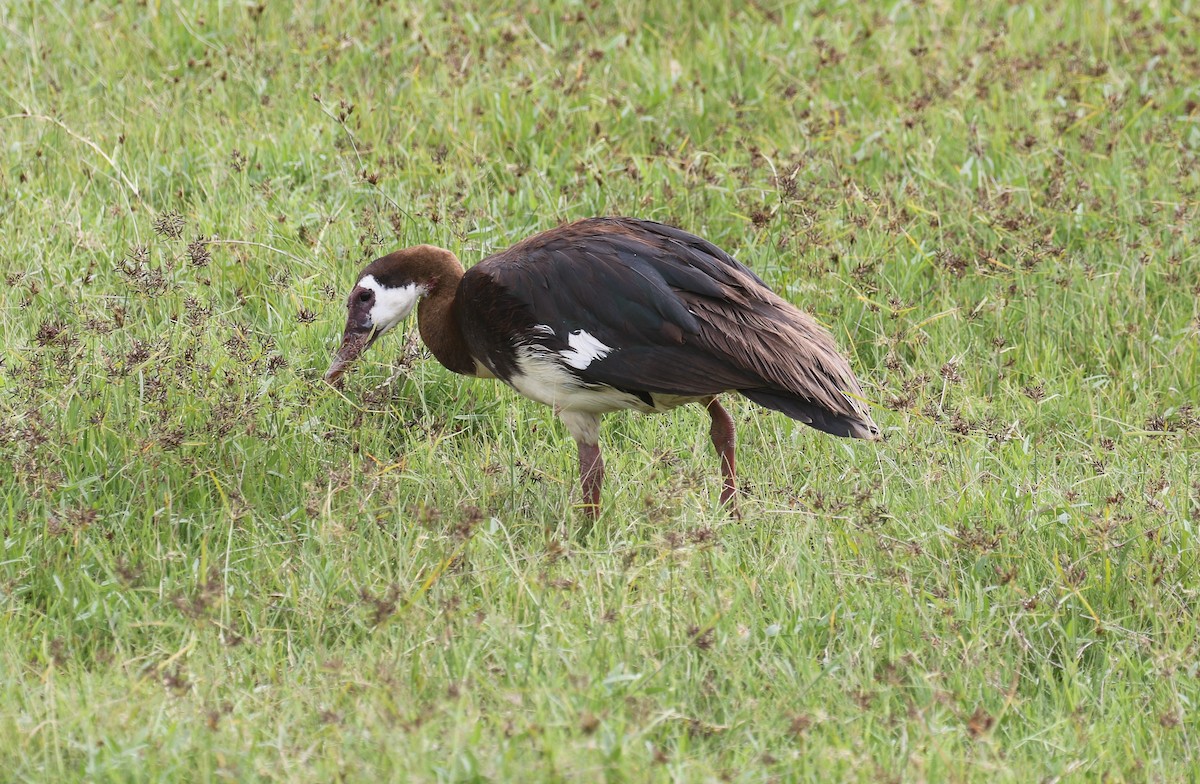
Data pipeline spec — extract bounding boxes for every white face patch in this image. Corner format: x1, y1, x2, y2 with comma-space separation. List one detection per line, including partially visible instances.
560, 329, 613, 370
360, 274, 425, 334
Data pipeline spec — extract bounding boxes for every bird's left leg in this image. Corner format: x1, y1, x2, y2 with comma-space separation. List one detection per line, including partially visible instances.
704, 397, 740, 517
560, 411, 604, 519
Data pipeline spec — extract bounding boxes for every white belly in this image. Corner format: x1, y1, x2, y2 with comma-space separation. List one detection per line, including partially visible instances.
506, 350, 703, 414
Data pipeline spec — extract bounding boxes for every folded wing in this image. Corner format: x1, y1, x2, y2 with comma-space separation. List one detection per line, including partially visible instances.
459, 218, 877, 438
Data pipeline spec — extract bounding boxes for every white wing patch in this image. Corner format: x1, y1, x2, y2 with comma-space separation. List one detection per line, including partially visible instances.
361, 274, 425, 334
508, 346, 699, 414
560, 329, 613, 370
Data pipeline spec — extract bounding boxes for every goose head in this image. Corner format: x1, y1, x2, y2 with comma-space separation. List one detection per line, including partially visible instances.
324, 245, 459, 385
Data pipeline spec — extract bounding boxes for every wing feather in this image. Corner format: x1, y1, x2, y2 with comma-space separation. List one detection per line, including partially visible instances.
459, 218, 876, 435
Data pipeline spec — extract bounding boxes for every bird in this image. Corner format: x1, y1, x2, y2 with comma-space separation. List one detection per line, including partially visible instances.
325, 217, 878, 517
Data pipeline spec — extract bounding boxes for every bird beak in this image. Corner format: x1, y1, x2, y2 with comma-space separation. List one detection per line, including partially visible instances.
324, 326, 376, 386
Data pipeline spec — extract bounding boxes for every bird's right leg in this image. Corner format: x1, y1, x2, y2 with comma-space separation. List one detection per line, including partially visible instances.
704, 397, 740, 518
560, 411, 604, 519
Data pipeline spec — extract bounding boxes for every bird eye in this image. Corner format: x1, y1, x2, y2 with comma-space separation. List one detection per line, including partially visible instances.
358, 291, 373, 303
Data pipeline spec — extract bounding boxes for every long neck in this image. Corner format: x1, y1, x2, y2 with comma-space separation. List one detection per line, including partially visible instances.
416, 255, 476, 376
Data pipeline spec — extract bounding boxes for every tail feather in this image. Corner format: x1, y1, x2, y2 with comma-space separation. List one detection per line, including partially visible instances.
740, 388, 879, 440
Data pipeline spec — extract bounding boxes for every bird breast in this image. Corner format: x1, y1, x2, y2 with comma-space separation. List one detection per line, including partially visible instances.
503, 334, 699, 415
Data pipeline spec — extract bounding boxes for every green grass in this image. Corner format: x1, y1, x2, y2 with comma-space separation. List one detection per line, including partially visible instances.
1, 0, 1198, 780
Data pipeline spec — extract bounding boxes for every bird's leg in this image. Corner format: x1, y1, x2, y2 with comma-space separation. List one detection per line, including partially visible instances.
704, 397, 740, 517
560, 411, 604, 518
577, 441, 604, 518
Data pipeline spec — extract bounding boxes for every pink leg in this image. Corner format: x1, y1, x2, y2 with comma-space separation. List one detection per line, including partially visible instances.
561, 411, 604, 519
577, 441, 605, 519
705, 398, 740, 517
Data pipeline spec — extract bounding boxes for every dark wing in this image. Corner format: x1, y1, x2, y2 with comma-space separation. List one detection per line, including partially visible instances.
461, 218, 876, 437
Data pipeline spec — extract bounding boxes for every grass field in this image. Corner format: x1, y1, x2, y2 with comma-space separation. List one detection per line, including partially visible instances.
2, 0, 1199, 781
